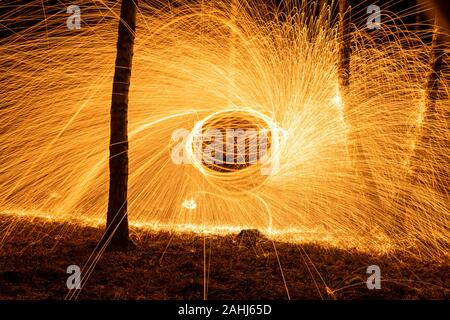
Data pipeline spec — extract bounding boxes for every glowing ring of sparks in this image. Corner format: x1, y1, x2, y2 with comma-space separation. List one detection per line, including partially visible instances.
185, 107, 288, 193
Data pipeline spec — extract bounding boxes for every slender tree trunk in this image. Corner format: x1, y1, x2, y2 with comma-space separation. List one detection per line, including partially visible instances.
105, 0, 138, 248
408, 21, 444, 189
424, 22, 444, 123
338, 0, 384, 227
338, 0, 351, 89
228, 0, 238, 96
395, 19, 445, 234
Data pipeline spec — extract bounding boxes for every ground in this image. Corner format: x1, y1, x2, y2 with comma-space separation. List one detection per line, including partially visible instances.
0, 214, 449, 300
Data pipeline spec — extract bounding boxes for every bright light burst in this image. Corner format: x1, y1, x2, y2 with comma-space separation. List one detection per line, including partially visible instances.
0, 0, 448, 260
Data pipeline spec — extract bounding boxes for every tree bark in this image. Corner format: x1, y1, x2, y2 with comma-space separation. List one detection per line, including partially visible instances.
338, 0, 384, 227
408, 21, 445, 191
105, 0, 138, 248
338, 0, 351, 89
394, 20, 445, 235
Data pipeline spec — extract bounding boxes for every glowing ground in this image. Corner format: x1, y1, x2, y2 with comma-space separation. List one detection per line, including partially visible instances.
0, 214, 448, 299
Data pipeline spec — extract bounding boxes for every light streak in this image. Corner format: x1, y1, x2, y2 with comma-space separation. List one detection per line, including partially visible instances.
0, 0, 448, 261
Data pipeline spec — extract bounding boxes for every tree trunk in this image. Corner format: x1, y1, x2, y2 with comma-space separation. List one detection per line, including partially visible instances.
407, 21, 445, 191
394, 19, 445, 235
105, 0, 138, 248
424, 23, 444, 123
338, 0, 351, 89
338, 0, 384, 227
228, 0, 238, 96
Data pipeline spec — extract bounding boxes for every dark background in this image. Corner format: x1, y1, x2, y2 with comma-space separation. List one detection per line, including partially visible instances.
0, 0, 447, 40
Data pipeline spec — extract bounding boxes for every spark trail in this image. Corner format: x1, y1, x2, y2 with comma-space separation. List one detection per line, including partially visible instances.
0, 0, 448, 260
